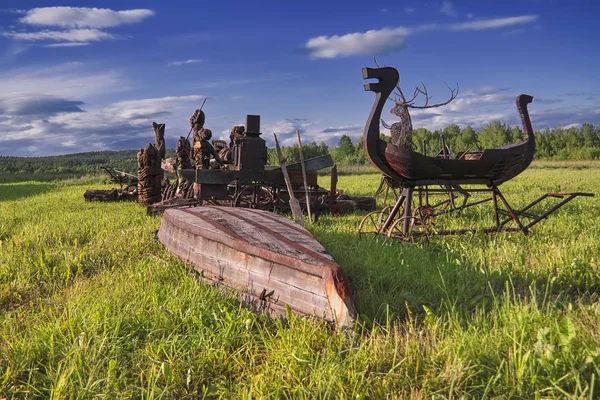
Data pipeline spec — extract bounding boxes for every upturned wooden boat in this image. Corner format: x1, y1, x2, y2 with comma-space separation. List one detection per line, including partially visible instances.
157, 206, 356, 329
362, 67, 535, 186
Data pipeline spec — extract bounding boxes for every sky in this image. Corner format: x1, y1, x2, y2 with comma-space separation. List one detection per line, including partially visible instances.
0, 0, 598, 156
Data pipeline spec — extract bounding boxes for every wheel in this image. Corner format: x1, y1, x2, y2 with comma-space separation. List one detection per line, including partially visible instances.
377, 206, 394, 226
358, 211, 385, 239
386, 215, 430, 242
234, 184, 275, 209
233, 185, 253, 208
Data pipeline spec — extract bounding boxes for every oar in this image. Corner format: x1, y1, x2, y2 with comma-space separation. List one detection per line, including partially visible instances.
274, 133, 304, 226
296, 130, 312, 223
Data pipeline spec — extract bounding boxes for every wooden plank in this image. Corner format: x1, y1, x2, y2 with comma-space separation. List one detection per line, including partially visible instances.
166, 208, 333, 274
329, 164, 338, 214
159, 220, 332, 318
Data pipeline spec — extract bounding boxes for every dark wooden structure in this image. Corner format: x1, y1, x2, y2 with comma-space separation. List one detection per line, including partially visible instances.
158, 206, 357, 329
359, 66, 593, 240
179, 115, 335, 212
363, 67, 535, 187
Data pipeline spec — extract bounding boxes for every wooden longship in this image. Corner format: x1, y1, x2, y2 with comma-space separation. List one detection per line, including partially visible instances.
363, 67, 536, 186
158, 206, 356, 329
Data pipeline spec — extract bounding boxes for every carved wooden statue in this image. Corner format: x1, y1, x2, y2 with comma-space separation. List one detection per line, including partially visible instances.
175, 136, 193, 198
137, 143, 162, 205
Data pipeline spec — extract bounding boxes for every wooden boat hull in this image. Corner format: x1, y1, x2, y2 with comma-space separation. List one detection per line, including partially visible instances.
157, 206, 356, 329
384, 141, 530, 186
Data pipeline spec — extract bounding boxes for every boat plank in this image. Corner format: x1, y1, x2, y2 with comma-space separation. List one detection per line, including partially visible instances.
159, 225, 332, 318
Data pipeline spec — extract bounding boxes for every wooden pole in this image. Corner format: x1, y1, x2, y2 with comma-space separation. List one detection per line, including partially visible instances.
273, 133, 304, 226
329, 164, 337, 214
296, 130, 312, 223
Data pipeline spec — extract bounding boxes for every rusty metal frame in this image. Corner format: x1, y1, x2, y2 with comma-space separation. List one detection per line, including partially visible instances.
360, 183, 594, 241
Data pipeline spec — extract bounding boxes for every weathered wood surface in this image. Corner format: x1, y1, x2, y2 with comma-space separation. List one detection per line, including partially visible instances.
157, 206, 356, 329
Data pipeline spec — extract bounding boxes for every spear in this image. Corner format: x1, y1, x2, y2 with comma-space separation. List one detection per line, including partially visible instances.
185, 97, 208, 141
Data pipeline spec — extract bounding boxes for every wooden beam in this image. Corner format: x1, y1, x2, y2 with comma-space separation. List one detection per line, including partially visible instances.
286, 154, 333, 172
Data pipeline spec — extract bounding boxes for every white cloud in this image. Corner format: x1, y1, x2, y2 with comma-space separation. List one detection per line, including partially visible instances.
1, 7, 154, 48
0, 62, 125, 98
0, 92, 209, 155
405, 8, 415, 14
451, 15, 538, 31
304, 27, 411, 59
20, 7, 154, 28
3, 28, 116, 42
261, 118, 321, 146
105, 95, 206, 122
304, 14, 540, 59
167, 59, 203, 67
44, 42, 90, 48
440, 1, 458, 17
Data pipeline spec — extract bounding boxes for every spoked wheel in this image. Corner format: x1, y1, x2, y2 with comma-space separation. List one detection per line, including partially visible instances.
358, 206, 401, 239
234, 184, 276, 209
255, 185, 276, 210
386, 215, 431, 242
358, 211, 385, 239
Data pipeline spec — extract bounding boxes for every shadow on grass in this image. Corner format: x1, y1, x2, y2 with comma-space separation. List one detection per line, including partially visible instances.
312, 228, 598, 325
0, 172, 83, 183
0, 182, 56, 202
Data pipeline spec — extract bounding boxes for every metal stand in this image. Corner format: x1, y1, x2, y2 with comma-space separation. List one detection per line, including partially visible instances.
359, 183, 594, 241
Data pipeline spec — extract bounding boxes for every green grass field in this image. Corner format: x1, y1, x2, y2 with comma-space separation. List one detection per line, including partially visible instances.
1, 163, 599, 398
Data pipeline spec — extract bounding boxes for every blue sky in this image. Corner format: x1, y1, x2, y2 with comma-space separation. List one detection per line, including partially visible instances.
0, 0, 598, 156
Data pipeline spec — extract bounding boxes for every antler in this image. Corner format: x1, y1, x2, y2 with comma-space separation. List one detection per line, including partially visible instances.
393, 81, 459, 109
374, 56, 459, 108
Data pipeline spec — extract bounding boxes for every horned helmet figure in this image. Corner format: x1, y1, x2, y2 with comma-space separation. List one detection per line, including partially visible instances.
189, 109, 205, 129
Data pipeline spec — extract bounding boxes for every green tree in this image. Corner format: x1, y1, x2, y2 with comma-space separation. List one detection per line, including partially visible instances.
510, 126, 523, 143
457, 126, 479, 151
337, 135, 354, 158
582, 123, 598, 148
442, 124, 461, 152
478, 120, 510, 149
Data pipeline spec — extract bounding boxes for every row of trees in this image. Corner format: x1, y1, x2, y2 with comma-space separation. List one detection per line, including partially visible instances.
327, 121, 600, 165
1, 122, 598, 175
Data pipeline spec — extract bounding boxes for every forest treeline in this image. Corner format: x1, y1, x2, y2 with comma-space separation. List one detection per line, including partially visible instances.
274, 121, 600, 165
1, 122, 599, 176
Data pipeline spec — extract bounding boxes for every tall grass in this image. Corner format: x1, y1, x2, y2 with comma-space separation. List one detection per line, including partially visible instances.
1, 164, 599, 398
